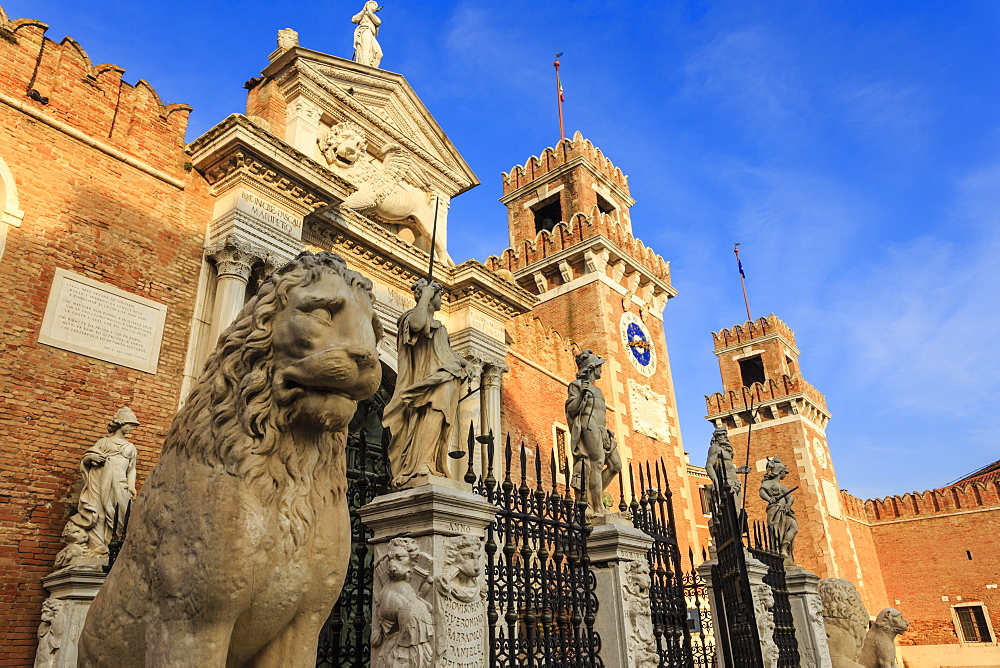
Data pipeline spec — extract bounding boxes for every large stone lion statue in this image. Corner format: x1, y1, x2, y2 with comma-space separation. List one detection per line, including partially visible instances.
78, 251, 384, 666
858, 608, 909, 668
819, 577, 870, 668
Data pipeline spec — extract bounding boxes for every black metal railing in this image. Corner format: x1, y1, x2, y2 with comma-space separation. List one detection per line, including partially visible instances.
316, 392, 391, 668
682, 548, 717, 668
477, 433, 603, 667
629, 460, 693, 667
707, 460, 764, 668
748, 521, 800, 667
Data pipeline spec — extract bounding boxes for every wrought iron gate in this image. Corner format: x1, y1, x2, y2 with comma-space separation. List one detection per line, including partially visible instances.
316, 388, 391, 668
748, 522, 800, 667
477, 435, 604, 667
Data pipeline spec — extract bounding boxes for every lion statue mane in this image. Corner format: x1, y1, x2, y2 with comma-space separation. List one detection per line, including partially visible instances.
79, 251, 383, 667
858, 608, 909, 668
819, 577, 871, 668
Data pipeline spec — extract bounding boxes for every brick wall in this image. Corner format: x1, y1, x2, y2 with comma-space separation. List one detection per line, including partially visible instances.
0, 9, 212, 662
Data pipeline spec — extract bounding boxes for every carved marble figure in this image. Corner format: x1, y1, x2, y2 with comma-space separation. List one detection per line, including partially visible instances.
753, 581, 779, 668
372, 537, 435, 668
351, 1, 383, 68
705, 423, 751, 509
383, 278, 469, 487
858, 608, 909, 668
33, 599, 65, 668
759, 457, 799, 566
438, 535, 484, 603
53, 521, 106, 568
318, 122, 451, 263
277, 28, 299, 50
73, 407, 139, 550
818, 578, 869, 668
622, 560, 659, 668
565, 350, 622, 515
78, 252, 384, 667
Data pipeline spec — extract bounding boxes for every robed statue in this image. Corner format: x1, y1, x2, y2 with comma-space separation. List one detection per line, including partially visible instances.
565, 350, 622, 516
352, 1, 383, 68
759, 457, 799, 566
705, 423, 750, 509
383, 279, 469, 488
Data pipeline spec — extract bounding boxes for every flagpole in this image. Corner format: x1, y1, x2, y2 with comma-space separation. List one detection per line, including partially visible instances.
554, 53, 565, 141
734, 242, 752, 322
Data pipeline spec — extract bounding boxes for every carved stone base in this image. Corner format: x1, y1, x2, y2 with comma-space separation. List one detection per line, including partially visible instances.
34, 565, 106, 668
359, 483, 499, 668
785, 568, 832, 668
588, 519, 657, 668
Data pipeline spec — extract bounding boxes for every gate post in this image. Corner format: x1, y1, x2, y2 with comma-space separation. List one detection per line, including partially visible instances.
588, 516, 657, 668
358, 480, 498, 668
784, 568, 831, 668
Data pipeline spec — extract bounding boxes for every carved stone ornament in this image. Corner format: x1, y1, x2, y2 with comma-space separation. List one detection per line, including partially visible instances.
437, 535, 484, 604
383, 279, 469, 488
372, 537, 435, 668
858, 608, 909, 668
77, 252, 384, 666
277, 27, 299, 51
818, 578, 869, 668
318, 122, 451, 263
622, 560, 659, 668
752, 581, 779, 668
33, 598, 66, 668
565, 350, 623, 518
205, 234, 271, 281
352, 1, 383, 68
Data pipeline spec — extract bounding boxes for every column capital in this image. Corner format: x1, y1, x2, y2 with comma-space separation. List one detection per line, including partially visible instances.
481, 362, 509, 390
205, 234, 270, 281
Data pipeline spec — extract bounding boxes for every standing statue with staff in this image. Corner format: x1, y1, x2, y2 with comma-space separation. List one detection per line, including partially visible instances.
383, 199, 470, 488
759, 456, 799, 567
705, 423, 751, 509
565, 349, 622, 516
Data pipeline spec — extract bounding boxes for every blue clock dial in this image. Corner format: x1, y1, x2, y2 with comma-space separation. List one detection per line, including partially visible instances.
626, 322, 652, 366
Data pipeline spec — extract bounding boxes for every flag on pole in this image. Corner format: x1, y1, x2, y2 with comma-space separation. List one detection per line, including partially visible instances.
557, 73, 564, 102
738, 256, 745, 278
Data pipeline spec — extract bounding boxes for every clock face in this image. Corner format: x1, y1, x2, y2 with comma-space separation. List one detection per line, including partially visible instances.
620, 312, 656, 376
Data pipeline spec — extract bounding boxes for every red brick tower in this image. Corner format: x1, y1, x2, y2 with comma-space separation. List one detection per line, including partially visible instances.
488, 132, 702, 553
705, 316, 871, 593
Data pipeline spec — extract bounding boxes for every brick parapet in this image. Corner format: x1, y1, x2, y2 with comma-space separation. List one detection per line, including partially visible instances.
501, 131, 629, 196
711, 315, 798, 351
704, 374, 828, 416
0, 7, 191, 174
859, 479, 1000, 524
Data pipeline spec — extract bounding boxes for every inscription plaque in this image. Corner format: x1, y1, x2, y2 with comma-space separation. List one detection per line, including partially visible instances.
627, 379, 670, 442
38, 269, 167, 374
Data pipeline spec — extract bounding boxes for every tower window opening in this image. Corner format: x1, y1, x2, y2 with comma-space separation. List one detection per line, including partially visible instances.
738, 355, 766, 387
533, 197, 562, 234
786, 355, 797, 376
596, 193, 616, 215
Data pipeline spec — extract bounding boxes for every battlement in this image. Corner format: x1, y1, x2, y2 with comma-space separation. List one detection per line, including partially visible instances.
0, 6, 191, 172
502, 131, 629, 195
712, 315, 798, 351
704, 373, 828, 416
849, 479, 1000, 524
486, 206, 669, 281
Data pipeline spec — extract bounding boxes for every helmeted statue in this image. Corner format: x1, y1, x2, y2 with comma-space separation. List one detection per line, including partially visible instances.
565, 349, 622, 516
352, 1, 383, 68
72, 407, 139, 550
759, 456, 798, 566
383, 279, 469, 488
705, 423, 750, 509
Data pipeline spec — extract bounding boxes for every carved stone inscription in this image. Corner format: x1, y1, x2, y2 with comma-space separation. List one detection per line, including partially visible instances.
627, 379, 670, 442
236, 191, 303, 237
440, 599, 486, 667
38, 269, 166, 374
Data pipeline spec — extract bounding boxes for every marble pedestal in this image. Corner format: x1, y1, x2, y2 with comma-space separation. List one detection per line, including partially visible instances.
34, 565, 106, 667
358, 479, 499, 668
587, 515, 658, 668
784, 567, 832, 668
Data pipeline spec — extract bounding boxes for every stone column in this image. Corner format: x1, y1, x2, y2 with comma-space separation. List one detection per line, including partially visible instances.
205, 235, 269, 344
588, 515, 658, 668
479, 363, 507, 476
33, 565, 106, 668
358, 482, 499, 668
784, 568, 831, 668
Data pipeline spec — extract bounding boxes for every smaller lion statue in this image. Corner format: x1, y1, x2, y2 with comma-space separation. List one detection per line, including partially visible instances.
78, 251, 384, 667
819, 578, 870, 668
858, 608, 909, 668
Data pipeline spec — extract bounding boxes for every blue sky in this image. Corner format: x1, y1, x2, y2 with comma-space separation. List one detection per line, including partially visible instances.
10, 1, 999, 499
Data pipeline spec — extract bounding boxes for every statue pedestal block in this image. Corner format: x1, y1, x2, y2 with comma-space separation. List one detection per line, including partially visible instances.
35, 564, 106, 667
587, 515, 657, 668
785, 567, 832, 668
359, 482, 499, 668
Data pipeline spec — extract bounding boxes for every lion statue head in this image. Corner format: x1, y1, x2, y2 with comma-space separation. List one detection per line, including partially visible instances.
819, 577, 869, 664
623, 559, 652, 598
438, 535, 484, 602
319, 121, 368, 168
859, 608, 909, 667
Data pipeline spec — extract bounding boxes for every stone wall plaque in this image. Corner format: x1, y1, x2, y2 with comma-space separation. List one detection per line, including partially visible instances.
38, 269, 167, 374
822, 478, 843, 519
627, 379, 670, 442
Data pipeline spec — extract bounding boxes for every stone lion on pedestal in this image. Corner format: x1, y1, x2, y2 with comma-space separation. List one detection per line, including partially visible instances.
819, 577, 870, 668
78, 251, 384, 667
859, 608, 909, 668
